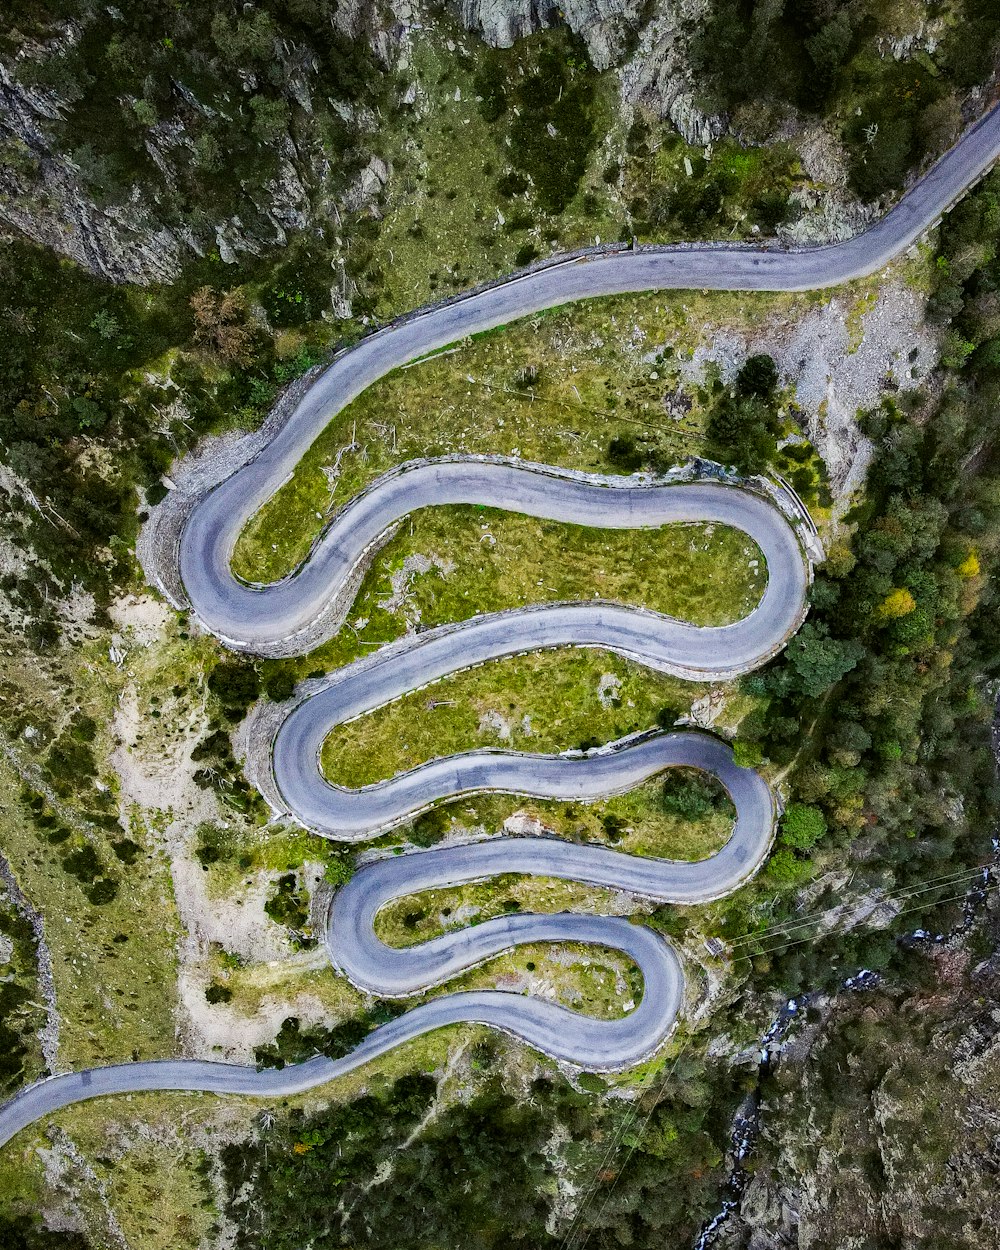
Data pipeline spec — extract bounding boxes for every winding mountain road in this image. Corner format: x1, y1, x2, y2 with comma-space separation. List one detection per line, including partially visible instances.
1, 103, 998, 1150
181, 102, 1000, 655
268, 465, 807, 837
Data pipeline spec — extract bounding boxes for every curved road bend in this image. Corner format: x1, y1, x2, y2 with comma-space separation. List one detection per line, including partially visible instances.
0, 733, 768, 1148
179, 102, 1000, 653
1, 105, 999, 1149
268, 470, 806, 837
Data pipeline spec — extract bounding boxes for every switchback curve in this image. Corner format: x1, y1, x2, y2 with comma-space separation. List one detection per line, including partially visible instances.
266, 465, 808, 838
177, 103, 1000, 656
2, 102, 999, 1149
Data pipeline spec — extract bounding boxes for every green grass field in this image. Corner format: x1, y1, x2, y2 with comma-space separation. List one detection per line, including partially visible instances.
321, 648, 696, 787
230, 283, 828, 586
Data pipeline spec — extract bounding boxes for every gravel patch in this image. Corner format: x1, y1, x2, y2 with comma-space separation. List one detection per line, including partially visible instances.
675, 270, 940, 511
379, 551, 456, 626
597, 672, 623, 708
478, 709, 513, 742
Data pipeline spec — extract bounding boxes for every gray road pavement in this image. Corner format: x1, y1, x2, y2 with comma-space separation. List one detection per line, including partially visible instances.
269, 470, 806, 837
179, 103, 1000, 652
2, 104, 998, 1150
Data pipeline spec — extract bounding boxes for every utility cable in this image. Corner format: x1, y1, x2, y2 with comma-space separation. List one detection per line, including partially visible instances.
560, 866, 993, 1248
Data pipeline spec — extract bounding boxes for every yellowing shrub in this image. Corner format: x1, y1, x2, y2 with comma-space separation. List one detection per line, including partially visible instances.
958, 551, 981, 578
878, 588, 916, 619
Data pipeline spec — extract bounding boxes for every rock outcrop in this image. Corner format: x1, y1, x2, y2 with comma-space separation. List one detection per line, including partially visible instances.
619, 0, 725, 143
448, 0, 726, 140
0, 61, 183, 283
0, 0, 728, 286
448, 0, 725, 140
450, 0, 645, 70
0, 12, 395, 286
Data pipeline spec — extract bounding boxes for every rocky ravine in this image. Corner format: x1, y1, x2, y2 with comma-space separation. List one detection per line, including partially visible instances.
0, 7, 396, 284
717, 899, 1000, 1250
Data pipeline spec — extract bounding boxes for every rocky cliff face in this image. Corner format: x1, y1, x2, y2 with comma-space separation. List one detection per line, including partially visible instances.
718, 904, 1000, 1250
450, 0, 643, 70
619, 0, 723, 144
447, 0, 724, 140
0, 60, 185, 284
0, 8, 397, 285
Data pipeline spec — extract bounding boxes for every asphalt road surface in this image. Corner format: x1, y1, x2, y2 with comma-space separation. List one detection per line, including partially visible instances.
179, 102, 1000, 653
268, 469, 806, 837
1, 104, 998, 1149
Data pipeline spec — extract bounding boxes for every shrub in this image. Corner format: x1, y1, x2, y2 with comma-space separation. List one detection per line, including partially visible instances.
514, 243, 539, 267
655, 705, 681, 730
87, 877, 119, 905
735, 354, 779, 399
208, 660, 261, 717
111, 838, 142, 864
262, 668, 296, 703
706, 392, 780, 475
732, 739, 763, 768
46, 734, 97, 787
496, 171, 529, 198
607, 435, 643, 471
601, 813, 627, 843
70, 714, 97, 742
190, 287, 256, 366
766, 847, 810, 885
206, 982, 233, 1004
780, 803, 827, 850
195, 824, 231, 868
265, 873, 309, 929
64, 845, 102, 882
324, 855, 355, 887
409, 806, 450, 847
662, 770, 725, 821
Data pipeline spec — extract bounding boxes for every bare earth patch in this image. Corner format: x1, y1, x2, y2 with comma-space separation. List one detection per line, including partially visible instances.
676, 267, 940, 510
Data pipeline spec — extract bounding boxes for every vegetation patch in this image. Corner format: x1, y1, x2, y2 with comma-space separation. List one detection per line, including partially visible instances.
244, 506, 765, 643
372, 829, 728, 953
219, 1032, 743, 1248
374, 24, 621, 311
473, 30, 601, 216
0, 755, 179, 1070
5, 1, 389, 233
263, 872, 312, 942
374, 876, 626, 948
623, 122, 802, 240
0, 899, 47, 1096
448, 941, 643, 1021
232, 287, 836, 589
320, 649, 698, 788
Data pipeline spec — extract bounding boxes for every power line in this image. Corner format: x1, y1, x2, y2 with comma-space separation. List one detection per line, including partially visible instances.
746, 871, 993, 961
726, 864, 989, 947
560, 1040, 691, 1250
559, 865, 993, 1248
558, 1044, 675, 1250
570, 1041, 693, 1250
746, 882, 991, 964
724, 864, 992, 954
